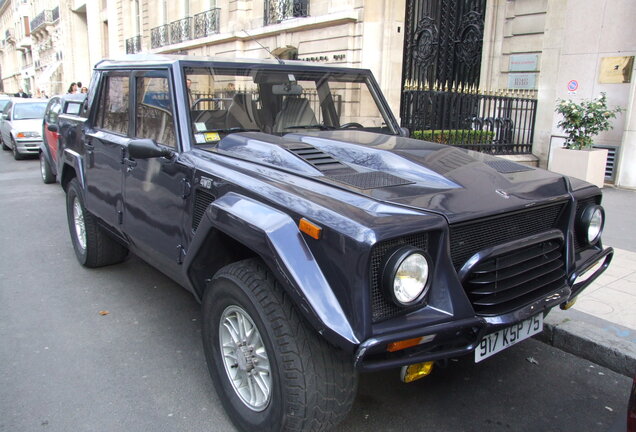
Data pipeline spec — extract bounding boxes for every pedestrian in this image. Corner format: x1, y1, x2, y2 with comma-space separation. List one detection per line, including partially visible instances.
67, 82, 78, 94
14, 88, 28, 98
81, 86, 88, 94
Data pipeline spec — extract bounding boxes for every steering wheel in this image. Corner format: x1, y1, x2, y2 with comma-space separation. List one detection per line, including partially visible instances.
339, 122, 364, 129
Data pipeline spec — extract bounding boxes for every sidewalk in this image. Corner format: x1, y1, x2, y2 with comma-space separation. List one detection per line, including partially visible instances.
539, 187, 636, 376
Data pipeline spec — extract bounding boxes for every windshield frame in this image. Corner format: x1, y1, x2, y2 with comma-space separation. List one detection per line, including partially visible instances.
181, 63, 401, 145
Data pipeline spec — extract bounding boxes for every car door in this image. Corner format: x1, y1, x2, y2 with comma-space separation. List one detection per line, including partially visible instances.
43, 97, 61, 163
83, 71, 131, 227
1, 102, 13, 145
122, 69, 193, 275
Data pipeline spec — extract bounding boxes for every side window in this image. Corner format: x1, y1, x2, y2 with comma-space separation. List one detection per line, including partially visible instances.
47, 100, 62, 124
65, 102, 82, 115
135, 74, 176, 148
97, 75, 129, 135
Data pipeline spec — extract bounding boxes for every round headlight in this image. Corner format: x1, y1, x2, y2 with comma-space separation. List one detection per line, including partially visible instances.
382, 247, 431, 306
579, 205, 604, 245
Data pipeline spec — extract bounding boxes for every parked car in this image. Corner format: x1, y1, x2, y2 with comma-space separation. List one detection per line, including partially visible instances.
39, 94, 86, 183
53, 55, 613, 432
0, 98, 48, 160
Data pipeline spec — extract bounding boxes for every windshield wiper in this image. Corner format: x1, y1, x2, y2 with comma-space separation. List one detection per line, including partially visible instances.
284, 124, 335, 130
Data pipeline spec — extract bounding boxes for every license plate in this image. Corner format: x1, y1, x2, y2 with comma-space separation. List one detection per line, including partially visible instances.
475, 314, 543, 363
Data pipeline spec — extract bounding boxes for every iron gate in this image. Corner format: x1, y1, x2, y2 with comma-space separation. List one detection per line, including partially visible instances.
400, 0, 537, 154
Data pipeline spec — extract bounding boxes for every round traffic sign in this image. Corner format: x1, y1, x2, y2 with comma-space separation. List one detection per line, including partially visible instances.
567, 80, 578, 92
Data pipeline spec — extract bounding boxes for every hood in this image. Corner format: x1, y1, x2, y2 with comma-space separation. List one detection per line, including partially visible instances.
10, 119, 43, 135
214, 131, 570, 223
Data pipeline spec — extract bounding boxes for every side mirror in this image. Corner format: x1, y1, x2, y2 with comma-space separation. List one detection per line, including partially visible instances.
128, 138, 174, 159
399, 127, 410, 137
47, 124, 59, 132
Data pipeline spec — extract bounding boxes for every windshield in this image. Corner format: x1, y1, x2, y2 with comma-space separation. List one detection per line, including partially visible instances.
184, 66, 396, 143
13, 102, 47, 120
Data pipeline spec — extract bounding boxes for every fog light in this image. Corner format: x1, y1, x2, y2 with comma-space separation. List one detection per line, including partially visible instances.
400, 361, 434, 383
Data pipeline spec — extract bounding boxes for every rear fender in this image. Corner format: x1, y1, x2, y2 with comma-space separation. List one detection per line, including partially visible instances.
185, 192, 359, 351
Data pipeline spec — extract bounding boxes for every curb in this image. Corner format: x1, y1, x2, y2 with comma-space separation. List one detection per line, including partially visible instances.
535, 308, 636, 377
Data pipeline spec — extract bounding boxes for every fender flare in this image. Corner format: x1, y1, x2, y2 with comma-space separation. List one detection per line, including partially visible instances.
62, 148, 86, 189
184, 192, 359, 351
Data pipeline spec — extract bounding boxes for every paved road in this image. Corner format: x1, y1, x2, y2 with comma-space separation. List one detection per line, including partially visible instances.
0, 152, 631, 432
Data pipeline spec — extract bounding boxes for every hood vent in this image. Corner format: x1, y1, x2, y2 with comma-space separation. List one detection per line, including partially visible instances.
329, 172, 414, 190
485, 159, 533, 174
288, 145, 347, 172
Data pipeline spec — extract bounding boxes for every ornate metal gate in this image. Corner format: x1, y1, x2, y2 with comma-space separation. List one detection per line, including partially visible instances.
400, 0, 537, 154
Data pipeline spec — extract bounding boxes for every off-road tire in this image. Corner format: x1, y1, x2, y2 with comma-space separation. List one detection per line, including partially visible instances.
66, 178, 128, 267
202, 258, 358, 432
40, 152, 55, 184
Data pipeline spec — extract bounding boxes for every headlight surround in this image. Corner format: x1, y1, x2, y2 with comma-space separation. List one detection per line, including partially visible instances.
382, 246, 431, 307
16, 131, 40, 139
579, 205, 604, 245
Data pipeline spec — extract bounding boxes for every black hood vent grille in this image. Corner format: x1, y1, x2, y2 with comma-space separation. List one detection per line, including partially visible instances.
329, 172, 414, 190
288, 145, 347, 172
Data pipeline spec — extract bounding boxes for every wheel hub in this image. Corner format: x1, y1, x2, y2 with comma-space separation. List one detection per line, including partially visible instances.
219, 305, 271, 412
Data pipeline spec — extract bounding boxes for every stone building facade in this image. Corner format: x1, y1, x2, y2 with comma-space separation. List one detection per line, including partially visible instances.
0, 0, 634, 187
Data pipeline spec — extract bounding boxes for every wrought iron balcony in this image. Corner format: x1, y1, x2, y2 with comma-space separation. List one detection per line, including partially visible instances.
30, 9, 53, 32
264, 0, 309, 25
170, 17, 192, 44
193, 8, 220, 39
151, 24, 169, 49
125, 35, 142, 54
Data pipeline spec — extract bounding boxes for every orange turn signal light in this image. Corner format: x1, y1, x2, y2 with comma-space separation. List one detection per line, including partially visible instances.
16, 132, 25, 138
387, 337, 424, 352
299, 218, 322, 240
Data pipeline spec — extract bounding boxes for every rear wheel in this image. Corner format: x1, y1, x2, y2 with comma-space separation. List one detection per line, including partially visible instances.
40, 152, 56, 184
202, 259, 358, 432
65, 178, 128, 267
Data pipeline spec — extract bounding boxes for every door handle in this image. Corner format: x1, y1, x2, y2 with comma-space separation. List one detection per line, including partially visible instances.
123, 157, 137, 171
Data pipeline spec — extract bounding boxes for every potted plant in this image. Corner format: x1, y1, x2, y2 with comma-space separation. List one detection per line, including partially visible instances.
549, 93, 623, 188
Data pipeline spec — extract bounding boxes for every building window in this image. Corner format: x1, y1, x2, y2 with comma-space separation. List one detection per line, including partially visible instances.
264, 0, 309, 26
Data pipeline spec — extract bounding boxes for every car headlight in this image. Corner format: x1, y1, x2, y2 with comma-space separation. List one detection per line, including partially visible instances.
382, 247, 431, 306
579, 205, 604, 245
16, 131, 40, 138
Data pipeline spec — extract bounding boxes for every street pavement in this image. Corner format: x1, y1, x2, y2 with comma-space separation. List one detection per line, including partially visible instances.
0, 151, 633, 431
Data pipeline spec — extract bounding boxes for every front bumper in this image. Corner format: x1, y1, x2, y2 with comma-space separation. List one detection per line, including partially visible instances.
353, 247, 612, 372
15, 139, 42, 154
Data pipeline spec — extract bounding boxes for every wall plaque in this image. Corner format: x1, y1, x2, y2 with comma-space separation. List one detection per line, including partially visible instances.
508, 73, 537, 89
509, 54, 539, 72
599, 56, 634, 84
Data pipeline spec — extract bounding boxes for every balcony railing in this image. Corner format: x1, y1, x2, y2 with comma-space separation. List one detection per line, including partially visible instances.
170, 17, 192, 45
150, 24, 169, 49
193, 8, 220, 39
264, 0, 309, 25
30, 9, 53, 33
125, 35, 142, 54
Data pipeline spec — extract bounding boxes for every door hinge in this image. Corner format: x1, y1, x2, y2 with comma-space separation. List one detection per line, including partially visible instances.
176, 245, 186, 265
181, 178, 191, 199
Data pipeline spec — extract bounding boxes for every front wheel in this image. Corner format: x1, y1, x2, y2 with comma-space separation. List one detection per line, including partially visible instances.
12, 139, 22, 160
65, 178, 128, 267
202, 259, 358, 432
40, 152, 56, 184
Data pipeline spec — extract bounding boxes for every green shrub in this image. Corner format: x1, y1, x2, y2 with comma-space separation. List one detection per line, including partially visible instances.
412, 129, 495, 145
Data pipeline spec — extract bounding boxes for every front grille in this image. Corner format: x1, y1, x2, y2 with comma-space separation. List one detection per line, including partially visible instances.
573, 196, 600, 253
369, 233, 428, 322
449, 202, 567, 270
462, 239, 566, 316
192, 189, 215, 231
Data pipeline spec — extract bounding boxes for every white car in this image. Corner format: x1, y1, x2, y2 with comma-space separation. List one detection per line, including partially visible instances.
0, 98, 48, 160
